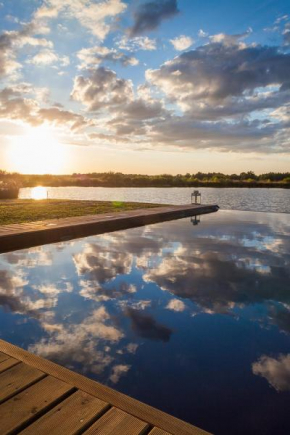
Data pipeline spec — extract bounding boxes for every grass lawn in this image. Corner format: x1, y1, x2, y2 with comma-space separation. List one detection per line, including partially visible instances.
0, 199, 162, 226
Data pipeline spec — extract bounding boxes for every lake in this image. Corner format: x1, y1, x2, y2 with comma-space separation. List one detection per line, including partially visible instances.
1, 209, 290, 435
19, 186, 290, 214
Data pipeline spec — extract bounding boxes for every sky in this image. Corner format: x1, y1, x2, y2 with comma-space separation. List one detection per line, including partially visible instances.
0, 0, 290, 175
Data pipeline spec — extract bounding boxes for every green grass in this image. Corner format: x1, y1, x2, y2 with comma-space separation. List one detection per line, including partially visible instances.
0, 199, 162, 226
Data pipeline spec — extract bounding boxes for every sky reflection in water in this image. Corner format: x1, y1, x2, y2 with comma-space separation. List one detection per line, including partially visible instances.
0, 210, 290, 435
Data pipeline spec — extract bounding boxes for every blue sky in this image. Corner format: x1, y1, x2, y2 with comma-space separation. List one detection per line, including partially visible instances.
0, 0, 290, 174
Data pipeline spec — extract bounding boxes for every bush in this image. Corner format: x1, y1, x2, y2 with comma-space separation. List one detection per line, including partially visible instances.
0, 180, 20, 199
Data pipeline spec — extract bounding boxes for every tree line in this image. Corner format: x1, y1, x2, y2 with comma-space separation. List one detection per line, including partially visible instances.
1, 170, 290, 188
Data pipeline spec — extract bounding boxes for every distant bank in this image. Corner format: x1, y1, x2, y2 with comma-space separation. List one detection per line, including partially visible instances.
1, 171, 290, 189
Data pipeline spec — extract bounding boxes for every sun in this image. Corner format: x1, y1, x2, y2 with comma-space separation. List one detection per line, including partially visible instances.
31, 186, 48, 200
7, 126, 68, 174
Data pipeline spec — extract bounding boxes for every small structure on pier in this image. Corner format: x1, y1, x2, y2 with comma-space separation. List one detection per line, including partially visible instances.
191, 215, 200, 226
191, 190, 201, 204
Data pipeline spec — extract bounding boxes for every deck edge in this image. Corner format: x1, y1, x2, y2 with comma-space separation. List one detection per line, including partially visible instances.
0, 339, 212, 435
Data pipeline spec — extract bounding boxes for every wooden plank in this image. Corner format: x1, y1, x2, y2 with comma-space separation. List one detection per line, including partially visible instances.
0, 375, 74, 435
21, 390, 109, 435
0, 357, 20, 374
0, 362, 45, 404
84, 407, 149, 435
0, 340, 211, 435
0, 351, 10, 363
149, 428, 172, 435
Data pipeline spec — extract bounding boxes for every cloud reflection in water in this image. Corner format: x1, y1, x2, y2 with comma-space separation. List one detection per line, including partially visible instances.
0, 210, 290, 434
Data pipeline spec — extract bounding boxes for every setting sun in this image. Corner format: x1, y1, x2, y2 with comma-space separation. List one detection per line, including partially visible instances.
31, 186, 48, 200
7, 127, 67, 175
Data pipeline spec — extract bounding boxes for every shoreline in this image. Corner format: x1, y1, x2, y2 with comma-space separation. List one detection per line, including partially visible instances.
19, 183, 290, 189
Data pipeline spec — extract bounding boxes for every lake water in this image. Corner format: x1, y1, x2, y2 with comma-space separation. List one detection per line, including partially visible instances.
1, 210, 290, 435
19, 186, 290, 214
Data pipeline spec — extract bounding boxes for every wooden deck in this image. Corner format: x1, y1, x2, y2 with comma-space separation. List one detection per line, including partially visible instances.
0, 204, 218, 254
0, 340, 211, 435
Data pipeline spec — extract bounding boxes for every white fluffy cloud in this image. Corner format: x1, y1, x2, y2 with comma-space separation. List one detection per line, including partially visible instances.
166, 298, 186, 311
146, 36, 290, 106
109, 364, 131, 383
252, 354, 290, 391
28, 48, 58, 65
141, 34, 290, 152
170, 35, 193, 51
116, 36, 157, 51
35, 0, 127, 40
0, 22, 53, 77
0, 86, 92, 131
198, 29, 208, 38
71, 67, 134, 111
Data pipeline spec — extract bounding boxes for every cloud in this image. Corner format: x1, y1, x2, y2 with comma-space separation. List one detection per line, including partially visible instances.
0, 269, 57, 317
0, 86, 40, 126
5, 15, 20, 24
275, 15, 289, 25
34, 0, 127, 41
0, 86, 92, 131
29, 306, 124, 374
28, 48, 59, 65
209, 28, 252, 47
143, 34, 290, 153
170, 35, 193, 51
80, 280, 137, 302
0, 22, 53, 77
74, 242, 133, 284
252, 354, 290, 391
117, 36, 156, 51
70, 65, 168, 142
38, 107, 92, 130
34, 282, 73, 296
73, 232, 162, 294
29, 51, 70, 68
101, 94, 168, 143
71, 66, 134, 111
118, 299, 151, 311
129, 0, 179, 37
126, 307, 172, 342
3, 248, 52, 268
140, 212, 290, 317
109, 364, 131, 383
1, 246, 140, 379
143, 115, 286, 153
77, 46, 139, 68
198, 29, 208, 38
166, 298, 186, 311
147, 37, 290, 104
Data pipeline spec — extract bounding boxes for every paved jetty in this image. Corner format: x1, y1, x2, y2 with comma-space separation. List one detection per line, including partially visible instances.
0, 339, 211, 435
0, 204, 218, 254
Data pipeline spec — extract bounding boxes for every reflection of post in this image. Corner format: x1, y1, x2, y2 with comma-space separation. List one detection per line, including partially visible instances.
191, 215, 200, 226
191, 190, 201, 204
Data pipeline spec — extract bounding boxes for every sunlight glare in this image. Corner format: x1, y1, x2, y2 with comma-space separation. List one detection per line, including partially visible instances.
31, 186, 48, 200
7, 126, 67, 174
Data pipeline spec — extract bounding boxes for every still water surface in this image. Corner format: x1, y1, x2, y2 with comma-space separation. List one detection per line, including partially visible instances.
20, 186, 290, 214
1, 210, 290, 434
